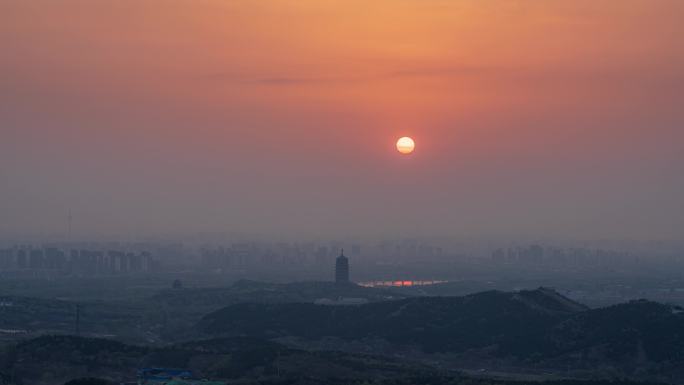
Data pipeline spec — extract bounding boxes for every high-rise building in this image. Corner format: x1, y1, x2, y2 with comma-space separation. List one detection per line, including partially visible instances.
335, 249, 349, 284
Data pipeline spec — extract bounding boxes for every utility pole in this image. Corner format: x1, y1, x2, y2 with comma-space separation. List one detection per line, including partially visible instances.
68, 209, 72, 242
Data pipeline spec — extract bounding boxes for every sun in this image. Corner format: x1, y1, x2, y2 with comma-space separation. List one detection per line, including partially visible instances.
396, 136, 415, 154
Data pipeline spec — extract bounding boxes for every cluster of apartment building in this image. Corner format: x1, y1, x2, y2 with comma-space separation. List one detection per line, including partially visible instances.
0, 246, 157, 274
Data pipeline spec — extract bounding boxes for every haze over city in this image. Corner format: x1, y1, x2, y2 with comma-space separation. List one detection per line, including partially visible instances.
3, 0, 683, 241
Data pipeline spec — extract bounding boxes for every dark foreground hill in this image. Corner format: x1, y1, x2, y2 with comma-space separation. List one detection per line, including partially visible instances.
0, 335, 433, 385
0, 335, 672, 385
200, 288, 586, 354
148, 280, 407, 341
199, 288, 684, 382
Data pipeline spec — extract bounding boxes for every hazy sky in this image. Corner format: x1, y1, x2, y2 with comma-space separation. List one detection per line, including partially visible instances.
1, 0, 683, 240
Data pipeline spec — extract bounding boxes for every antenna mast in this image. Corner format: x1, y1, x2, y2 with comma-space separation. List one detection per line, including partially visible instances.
68, 209, 72, 241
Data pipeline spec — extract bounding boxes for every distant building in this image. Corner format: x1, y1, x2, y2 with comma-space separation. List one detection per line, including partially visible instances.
335, 249, 349, 284
0, 244, 158, 276
314, 297, 368, 306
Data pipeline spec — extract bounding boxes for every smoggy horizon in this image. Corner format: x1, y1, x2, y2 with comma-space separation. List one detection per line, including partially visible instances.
2, 1, 683, 241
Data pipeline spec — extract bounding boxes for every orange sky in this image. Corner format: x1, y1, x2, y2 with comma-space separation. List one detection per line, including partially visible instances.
1, 1, 683, 240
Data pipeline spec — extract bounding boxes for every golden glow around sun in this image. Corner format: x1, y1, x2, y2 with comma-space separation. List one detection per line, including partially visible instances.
396, 136, 415, 154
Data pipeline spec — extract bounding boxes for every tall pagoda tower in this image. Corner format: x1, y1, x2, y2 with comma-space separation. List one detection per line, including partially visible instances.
335, 249, 349, 284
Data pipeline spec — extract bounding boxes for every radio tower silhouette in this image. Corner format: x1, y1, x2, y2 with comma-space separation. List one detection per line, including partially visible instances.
68, 209, 72, 241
